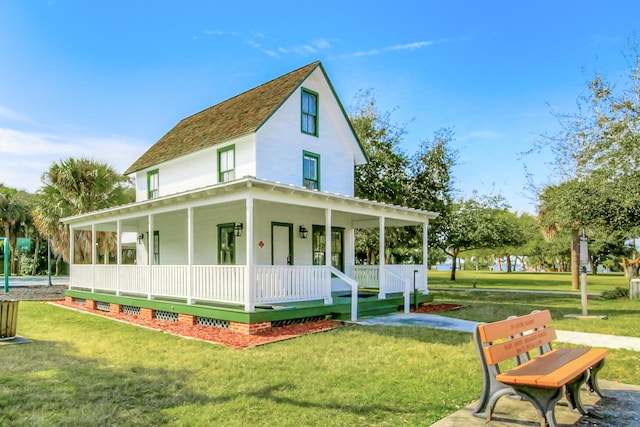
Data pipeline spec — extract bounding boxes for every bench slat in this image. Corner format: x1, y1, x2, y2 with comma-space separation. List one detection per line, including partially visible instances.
478, 310, 552, 342
496, 348, 608, 388
484, 327, 557, 365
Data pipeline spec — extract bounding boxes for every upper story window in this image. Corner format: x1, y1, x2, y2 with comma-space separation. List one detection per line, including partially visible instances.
301, 88, 318, 136
147, 169, 159, 199
303, 151, 320, 190
218, 145, 235, 182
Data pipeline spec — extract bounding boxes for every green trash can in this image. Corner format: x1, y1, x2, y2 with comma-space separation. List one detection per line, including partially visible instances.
0, 299, 19, 339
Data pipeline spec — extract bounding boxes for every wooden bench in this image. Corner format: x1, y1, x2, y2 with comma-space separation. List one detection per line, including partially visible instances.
473, 310, 607, 427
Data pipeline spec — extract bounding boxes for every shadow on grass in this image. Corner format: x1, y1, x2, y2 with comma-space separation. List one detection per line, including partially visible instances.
0, 339, 211, 425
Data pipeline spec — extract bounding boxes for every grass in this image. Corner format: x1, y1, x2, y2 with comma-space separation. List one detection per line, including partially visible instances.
428, 269, 629, 293
2, 272, 639, 426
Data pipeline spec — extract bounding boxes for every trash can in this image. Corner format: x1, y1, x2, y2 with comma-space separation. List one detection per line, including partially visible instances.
0, 299, 19, 339
631, 279, 640, 299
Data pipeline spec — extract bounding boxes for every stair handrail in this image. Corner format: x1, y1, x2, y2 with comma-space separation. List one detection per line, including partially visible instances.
380, 266, 411, 313
329, 266, 360, 321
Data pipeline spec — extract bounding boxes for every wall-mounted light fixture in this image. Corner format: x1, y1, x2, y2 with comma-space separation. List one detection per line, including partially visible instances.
137, 234, 144, 244
299, 225, 308, 239
234, 222, 244, 237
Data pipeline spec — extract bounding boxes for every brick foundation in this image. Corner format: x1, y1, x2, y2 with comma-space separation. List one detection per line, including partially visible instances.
85, 299, 97, 310
65, 296, 73, 304
109, 303, 122, 314
178, 314, 196, 325
140, 308, 155, 319
229, 321, 271, 335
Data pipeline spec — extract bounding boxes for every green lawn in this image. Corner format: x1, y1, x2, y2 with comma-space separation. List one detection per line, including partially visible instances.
2, 274, 639, 426
428, 269, 629, 293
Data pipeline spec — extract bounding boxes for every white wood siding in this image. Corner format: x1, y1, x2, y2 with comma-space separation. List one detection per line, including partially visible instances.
255, 68, 361, 196
133, 134, 256, 201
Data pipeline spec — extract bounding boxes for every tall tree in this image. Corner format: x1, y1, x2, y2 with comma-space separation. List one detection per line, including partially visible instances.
433, 195, 520, 280
535, 44, 640, 288
33, 157, 134, 268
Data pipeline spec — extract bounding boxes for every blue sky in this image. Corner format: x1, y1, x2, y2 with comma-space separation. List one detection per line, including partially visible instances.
1, 1, 638, 213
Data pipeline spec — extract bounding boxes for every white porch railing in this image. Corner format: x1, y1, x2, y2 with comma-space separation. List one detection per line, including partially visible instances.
349, 265, 427, 292
254, 265, 330, 304
69, 263, 423, 315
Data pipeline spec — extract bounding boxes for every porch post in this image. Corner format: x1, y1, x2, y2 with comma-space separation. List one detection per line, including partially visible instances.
69, 225, 75, 288
423, 221, 429, 292
147, 214, 154, 300
116, 220, 121, 296
187, 207, 194, 305
379, 216, 385, 299
325, 208, 332, 302
91, 224, 96, 293
244, 194, 255, 312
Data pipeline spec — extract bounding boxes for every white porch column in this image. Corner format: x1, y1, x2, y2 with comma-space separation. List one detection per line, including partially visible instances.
325, 208, 332, 301
69, 225, 75, 288
378, 216, 385, 299
244, 194, 255, 312
116, 220, 121, 296
423, 221, 429, 292
345, 226, 355, 277
147, 214, 154, 300
91, 224, 96, 293
187, 207, 194, 304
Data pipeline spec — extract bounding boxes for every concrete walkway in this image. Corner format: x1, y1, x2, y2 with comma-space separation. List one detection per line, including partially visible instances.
354, 312, 640, 351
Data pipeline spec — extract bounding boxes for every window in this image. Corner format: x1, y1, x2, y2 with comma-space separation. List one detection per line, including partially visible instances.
303, 151, 320, 190
218, 145, 235, 182
147, 169, 159, 199
301, 88, 318, 136
218, 223, 236, 265
312, 225, 344, 272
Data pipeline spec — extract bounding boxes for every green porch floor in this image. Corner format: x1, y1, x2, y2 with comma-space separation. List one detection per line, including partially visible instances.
64, 288, 434, 324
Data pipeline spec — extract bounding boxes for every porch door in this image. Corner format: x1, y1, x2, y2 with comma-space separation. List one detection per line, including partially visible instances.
272, 222, 293, 265
218, 223, 236, 265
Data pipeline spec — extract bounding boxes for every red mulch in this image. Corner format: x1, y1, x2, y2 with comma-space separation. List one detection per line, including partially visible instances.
411, 303, 463, 313
50, 300, 461, 349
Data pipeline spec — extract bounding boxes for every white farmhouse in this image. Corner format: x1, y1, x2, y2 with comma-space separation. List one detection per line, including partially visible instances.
63, 61, 438, 334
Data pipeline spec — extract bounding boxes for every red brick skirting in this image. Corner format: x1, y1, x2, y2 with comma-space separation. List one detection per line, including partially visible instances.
85, 299, 97, 310
109, 303, 122, 314
229, 321, 271, 335
178, 314, 196, 325
141, 308, 155, 319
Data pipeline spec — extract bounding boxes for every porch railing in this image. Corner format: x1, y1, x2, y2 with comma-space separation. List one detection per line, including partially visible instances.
349, 265, 427, 292
254, 265, 330, 304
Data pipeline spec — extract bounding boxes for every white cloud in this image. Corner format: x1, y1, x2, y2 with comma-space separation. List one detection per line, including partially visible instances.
0, 106, 31, 123
0, 127, 147, 193
340, 39, 444, 59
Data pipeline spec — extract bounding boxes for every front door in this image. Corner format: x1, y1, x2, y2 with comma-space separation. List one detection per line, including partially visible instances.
272, 222, 293, 265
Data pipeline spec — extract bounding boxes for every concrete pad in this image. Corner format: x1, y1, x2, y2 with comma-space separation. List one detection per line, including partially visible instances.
430, 380, 640, 427
354, 313, 481, 333
0, 335, 32, 345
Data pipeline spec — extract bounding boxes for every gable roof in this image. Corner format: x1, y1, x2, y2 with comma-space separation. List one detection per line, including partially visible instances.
125, 61, 364, 175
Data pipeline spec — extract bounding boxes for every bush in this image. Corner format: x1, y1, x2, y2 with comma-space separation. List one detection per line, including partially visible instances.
601, 287, 629, 300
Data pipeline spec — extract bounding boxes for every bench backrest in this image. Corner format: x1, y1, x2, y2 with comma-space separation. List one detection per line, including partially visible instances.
476, 310, 555, 365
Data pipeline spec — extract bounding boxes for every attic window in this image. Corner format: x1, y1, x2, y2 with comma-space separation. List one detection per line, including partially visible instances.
147, 169, 159, 199
301, 88, 318, 136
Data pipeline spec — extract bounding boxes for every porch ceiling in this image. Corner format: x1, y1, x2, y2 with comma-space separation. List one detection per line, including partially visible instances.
61, 177, 438, 228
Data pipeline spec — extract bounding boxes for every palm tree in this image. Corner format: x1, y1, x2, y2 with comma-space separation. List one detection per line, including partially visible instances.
33, 158, 134, 270
0, 189, 31, 274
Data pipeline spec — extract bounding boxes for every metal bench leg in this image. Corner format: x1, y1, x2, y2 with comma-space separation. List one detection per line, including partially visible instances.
564, 370, 589, 414
512, 385, 563, 427
587, 358, 606, 398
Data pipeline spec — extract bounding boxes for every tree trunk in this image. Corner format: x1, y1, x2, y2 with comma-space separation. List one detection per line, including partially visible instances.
450, 251, 458, 281
571, 228, 580, 290
32, 237, 41, 276
506, 254, 512, 273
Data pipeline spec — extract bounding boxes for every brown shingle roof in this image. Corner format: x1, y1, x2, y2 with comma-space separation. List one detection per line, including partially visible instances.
124, 61, 321, 175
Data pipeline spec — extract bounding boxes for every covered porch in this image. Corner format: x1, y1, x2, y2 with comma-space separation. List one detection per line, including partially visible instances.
63, 178, 437, 322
